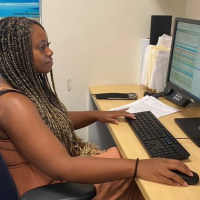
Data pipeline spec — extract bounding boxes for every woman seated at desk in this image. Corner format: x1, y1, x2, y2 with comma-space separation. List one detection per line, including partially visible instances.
0, 16, 192, 200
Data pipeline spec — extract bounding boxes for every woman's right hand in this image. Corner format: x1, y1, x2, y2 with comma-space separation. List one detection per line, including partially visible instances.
137, 158, 193, 186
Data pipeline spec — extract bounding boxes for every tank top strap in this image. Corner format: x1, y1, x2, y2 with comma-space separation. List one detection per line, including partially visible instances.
0, 87, 24, 96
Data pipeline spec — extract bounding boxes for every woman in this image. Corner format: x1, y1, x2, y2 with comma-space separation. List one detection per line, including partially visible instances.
0, 17, 192, 199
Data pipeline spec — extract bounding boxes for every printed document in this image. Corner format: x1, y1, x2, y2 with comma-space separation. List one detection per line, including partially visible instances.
109, 96, 180, 118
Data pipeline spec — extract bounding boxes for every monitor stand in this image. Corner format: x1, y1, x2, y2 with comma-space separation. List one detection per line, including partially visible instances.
175, 118, 200, 147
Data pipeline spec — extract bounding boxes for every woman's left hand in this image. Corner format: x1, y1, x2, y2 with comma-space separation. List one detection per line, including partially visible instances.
97, 108, 135, 125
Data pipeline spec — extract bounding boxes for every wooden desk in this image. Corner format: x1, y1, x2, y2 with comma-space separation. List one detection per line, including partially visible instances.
89, 84, 200, 200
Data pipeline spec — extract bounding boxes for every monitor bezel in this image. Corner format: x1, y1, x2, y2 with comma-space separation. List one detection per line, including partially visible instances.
165, 17, 200, 107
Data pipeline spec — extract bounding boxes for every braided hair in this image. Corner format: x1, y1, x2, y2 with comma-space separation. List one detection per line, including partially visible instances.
0, 17, 98, 156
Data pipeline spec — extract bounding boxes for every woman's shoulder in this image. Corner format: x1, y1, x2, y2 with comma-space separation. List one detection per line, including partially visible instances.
0, 87, 37, 139
0, 87, 34, 112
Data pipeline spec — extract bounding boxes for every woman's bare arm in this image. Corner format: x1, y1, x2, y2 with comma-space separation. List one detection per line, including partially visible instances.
68, 109, 135, 130
0, 93, 192, 186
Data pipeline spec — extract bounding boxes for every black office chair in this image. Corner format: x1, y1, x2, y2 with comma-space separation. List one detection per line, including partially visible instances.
0, 152, 96, 200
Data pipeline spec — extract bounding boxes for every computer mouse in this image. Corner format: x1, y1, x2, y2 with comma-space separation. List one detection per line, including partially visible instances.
171, 170, 199, 185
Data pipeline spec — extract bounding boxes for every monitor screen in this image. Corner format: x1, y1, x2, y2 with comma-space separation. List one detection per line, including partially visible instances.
166, 18, 200, 107
165, 17, 200, 147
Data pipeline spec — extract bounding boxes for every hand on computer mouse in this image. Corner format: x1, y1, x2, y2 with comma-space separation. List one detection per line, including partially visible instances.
137, 158, 193, 187
170, 170, 199, 185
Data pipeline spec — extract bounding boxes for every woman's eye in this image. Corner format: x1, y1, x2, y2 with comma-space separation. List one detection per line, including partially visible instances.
39, 45, 46, 50
39, 42, 51, 50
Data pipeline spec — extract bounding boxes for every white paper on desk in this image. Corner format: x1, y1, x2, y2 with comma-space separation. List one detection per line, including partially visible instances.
109, 96, 180, 118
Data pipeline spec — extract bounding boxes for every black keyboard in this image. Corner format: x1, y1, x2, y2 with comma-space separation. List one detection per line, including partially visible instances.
125, 111, 190, 160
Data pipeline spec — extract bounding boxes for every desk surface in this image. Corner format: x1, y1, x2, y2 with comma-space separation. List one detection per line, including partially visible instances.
89, 84, 200, 200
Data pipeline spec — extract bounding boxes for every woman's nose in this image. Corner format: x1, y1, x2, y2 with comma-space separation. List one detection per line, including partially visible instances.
47, 48, 53, 56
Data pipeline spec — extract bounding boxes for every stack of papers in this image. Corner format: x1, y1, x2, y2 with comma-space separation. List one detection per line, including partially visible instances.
157, 34, 172, 48
140, 34, 172, 93
140, 45, 170, 92
109, 96, 180, 118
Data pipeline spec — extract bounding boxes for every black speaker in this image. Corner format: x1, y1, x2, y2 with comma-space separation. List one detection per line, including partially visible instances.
150, 15, 172, 45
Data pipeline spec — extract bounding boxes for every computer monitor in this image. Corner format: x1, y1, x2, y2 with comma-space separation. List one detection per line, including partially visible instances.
164, 17, 200, 147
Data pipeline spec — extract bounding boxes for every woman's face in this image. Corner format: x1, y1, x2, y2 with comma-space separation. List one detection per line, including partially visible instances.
31, 24, 53, 73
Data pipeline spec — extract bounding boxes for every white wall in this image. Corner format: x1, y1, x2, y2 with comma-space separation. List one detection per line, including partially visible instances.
186, 0, 200, 20
41, 0, 187, 141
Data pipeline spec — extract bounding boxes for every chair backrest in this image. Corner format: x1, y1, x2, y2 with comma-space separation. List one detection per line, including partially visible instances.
0, 152, 19, 200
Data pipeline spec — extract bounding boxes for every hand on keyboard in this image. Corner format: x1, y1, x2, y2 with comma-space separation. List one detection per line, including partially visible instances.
97, 108, 136, 125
